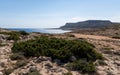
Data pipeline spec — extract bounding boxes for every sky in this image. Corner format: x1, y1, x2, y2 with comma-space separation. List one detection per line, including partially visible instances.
0, 0, 120, 28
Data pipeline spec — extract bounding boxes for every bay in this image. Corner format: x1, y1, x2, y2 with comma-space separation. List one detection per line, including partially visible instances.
7, 28, 71, 34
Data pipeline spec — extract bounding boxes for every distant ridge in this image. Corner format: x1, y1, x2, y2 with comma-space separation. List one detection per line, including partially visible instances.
60, 20, 115, 29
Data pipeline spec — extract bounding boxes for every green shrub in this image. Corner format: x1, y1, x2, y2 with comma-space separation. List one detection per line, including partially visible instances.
7, 31, 20, 41
0, 32, 10, 35
4, 68, 14, 75
1, 31, 28, 41
66, 60, 96, 74
11, 37, 103, 74
19, 31, 29, 35
12, 37, 102, 62
15, 60, 27, 68
7, 34, 20, 41
28, 71, 41, 75
10, 53, 24, 60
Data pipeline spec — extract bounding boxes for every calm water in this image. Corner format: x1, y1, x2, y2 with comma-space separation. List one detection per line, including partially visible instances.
7, 28, 71, 34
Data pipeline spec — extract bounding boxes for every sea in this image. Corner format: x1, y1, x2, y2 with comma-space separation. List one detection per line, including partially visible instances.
7, 28, 71, 34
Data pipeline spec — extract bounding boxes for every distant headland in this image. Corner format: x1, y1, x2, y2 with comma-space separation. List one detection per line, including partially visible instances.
60, 20, 120, 29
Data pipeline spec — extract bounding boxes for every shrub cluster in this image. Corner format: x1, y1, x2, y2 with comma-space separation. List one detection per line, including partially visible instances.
4, 68, 14, 75
15, 60, 27, 68
12, 37, 102, 62
7, 33, 20, 41
10, 53, 25, 60
66, 60, 96, 74
0, 31, 29, 41
28, 70, 41, 75
12, 36, 103, 74
19, 31, 29, 35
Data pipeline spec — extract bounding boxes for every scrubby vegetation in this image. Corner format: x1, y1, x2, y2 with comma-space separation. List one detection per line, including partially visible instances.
0, 31, 29, 41
7, 33, 20, 41
19, 31, 29, 35
0, 32, 11, 35
66, 60, 96, 74
11, 36, 103, 74
10, 53, 25, 60
15, 60, 27, 68
12, 37, 102, 61
4, 68, 14, 75
28, 69, 41, 75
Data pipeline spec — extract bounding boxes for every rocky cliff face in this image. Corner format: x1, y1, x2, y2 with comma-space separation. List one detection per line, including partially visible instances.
60, 20, 113, 29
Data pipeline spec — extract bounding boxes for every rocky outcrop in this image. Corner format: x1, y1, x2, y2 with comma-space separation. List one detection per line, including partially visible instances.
10, 56, 80, 75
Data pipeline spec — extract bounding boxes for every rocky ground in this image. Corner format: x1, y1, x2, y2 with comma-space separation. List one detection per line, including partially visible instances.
0, 28, 120, 75
0, 30, 79, 75
72, 25, 120, 37
72, 33, 120, 75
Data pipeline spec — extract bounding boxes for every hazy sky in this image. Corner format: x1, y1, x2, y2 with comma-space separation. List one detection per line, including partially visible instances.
0, 0, 120, 28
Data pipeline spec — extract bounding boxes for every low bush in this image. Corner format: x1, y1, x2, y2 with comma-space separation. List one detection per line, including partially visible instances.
12, 37, 102, 62
10, 53, 25, 60
4, 68, 14, 75
11, 36, 103, 74
0, 32, 10, 35
7, 34, 20, 41
15, 60, 27, 68
6, 31, 20, 41
19, 31, 29, 35
66, 60, 96, 74
1, 31, 28, 41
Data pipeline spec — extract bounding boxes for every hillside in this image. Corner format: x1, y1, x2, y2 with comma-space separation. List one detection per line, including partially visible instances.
60, 20, 115, 29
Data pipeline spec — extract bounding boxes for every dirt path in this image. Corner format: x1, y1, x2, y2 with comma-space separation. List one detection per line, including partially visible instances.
72, 33, 120, 41
72, 33, 120, 50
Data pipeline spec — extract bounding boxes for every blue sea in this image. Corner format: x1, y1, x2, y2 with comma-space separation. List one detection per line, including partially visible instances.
7, 28, 71, 34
